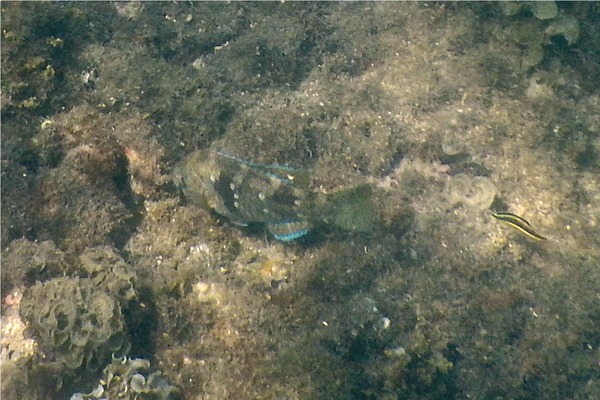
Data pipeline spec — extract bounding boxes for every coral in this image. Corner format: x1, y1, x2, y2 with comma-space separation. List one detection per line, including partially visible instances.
545, 15, 580, 45
4, 246, 139, 398
19, 276, 130, 372
476, 1, 591, 89
78, 246, 137, 305
445, 174, 496, 211
1, 238, 70, 293
70, 356, 179, 400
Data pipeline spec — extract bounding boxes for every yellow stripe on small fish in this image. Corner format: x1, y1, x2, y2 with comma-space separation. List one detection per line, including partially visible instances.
492, 212, 547, 241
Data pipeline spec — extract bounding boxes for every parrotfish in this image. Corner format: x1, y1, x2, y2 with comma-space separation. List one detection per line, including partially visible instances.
173, 149, 377, 241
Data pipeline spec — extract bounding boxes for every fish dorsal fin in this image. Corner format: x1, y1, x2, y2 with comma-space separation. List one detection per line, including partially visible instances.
213, 150, 310, 186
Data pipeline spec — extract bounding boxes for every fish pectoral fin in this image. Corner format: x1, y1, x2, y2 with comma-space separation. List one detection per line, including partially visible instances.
230, 220, 249, 227
267, 221, 312, 241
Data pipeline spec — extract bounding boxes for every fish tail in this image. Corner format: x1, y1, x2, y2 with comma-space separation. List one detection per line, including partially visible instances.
321, 184, 378, 232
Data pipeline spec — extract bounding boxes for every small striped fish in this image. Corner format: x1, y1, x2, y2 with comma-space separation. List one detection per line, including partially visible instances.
492, 212, 547, 241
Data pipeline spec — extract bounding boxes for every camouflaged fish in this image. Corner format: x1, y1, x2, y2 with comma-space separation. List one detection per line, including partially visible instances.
173, 149, 377, 241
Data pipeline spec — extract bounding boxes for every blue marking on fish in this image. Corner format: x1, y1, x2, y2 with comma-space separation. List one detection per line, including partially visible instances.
267, 221, 312, 241
213, 150, 303, 184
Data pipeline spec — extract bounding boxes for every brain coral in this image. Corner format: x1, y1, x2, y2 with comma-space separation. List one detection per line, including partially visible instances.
19, 276, 130, 371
